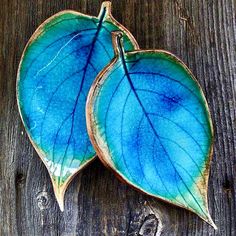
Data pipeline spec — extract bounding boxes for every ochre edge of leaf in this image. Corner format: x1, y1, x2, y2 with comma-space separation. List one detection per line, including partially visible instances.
86, 34, 216, 229
16, 2, 139, 211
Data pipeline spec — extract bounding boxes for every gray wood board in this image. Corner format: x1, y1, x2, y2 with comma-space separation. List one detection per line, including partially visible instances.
0, 0, 235, 235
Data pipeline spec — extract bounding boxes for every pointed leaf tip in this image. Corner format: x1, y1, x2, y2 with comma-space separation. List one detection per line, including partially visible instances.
202, 210, 217, 229
209, 219, 217, 230
53, 184, 66, 212
57, 198, 65, 212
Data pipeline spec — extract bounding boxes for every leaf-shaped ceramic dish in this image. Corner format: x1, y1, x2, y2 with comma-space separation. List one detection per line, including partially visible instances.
87, 32, 216, 228
17, 2, 138, 210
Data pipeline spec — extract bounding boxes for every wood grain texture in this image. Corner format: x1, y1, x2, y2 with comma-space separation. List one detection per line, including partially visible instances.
0, 0, 235, 235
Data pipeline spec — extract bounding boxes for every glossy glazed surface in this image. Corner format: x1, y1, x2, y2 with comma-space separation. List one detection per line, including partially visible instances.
87, 33, 215, 227
17, 2, 137, 209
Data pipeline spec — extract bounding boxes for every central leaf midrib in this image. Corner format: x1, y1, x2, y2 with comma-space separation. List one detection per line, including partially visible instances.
117, 44, 207, 217
57, 8, 107, 184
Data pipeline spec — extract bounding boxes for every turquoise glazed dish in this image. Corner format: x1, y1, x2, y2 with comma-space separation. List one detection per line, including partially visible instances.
17, 2, 138, 210
86, 32, 216, 228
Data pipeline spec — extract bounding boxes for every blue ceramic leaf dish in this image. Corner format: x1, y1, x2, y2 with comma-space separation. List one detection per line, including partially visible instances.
17, 2, 138, 210
87, 32, 216, 228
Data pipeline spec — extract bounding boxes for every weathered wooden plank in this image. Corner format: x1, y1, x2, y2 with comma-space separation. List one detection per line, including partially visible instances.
0, 0, 235, 235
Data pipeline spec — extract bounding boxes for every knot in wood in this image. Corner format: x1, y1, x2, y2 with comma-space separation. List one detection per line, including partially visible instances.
15, 173, 25, 185
139, 214, 159, 236
36, 191, 50, 210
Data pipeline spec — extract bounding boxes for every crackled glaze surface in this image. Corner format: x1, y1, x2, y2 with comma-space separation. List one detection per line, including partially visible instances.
87, 33, 215, 227
17, 2, 137, 209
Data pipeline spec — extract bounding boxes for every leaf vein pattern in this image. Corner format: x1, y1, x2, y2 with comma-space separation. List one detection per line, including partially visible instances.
117, 46, 208, 217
